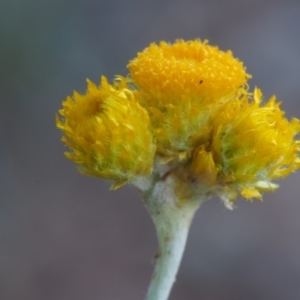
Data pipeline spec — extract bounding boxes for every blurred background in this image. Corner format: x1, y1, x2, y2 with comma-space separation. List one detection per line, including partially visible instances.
1, 0, 300, 299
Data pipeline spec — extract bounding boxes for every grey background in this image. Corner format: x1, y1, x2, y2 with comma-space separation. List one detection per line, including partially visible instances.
1, 1, 300, 299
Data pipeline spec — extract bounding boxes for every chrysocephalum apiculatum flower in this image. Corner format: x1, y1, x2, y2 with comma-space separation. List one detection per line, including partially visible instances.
57, 39, 300, 300
128, 39, 251, 161
56, 76, 156, 189
56, 38, 300, 203
185, 87, 300, 206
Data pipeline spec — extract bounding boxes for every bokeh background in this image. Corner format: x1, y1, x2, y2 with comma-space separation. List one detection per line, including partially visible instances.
1, 1, 300, 299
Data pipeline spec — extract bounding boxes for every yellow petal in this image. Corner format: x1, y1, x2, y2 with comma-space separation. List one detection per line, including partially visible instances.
241, 187, 262, 201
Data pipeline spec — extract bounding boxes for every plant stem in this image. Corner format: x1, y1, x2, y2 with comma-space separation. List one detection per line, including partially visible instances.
142, 180, 202, 300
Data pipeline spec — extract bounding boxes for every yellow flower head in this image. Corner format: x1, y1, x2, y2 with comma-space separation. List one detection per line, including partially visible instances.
56, 39, 300, 203
190, 88, 300, 201
128, 39, 251, 160
56, 76, 156, 188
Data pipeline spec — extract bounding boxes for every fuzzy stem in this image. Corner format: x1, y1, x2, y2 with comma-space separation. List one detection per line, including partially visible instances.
142, 181, 202, 300
145, 208, 195, 300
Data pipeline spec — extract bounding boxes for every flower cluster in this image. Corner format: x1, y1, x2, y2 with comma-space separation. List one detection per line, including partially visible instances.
57, 39, 300, 204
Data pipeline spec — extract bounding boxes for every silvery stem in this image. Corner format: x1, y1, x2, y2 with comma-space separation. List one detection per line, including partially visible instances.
141, 180, 203, 300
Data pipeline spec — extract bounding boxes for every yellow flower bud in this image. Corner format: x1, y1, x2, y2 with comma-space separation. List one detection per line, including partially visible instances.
189, 87, 300, 201
191, 146, 220, 187
128, 39, 251, 161
56, 76, 156, 188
